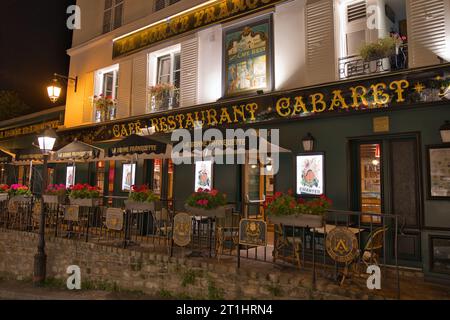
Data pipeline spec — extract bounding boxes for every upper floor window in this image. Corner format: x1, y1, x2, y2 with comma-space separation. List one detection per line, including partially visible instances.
148, 47, 181, 113
94, 65, 119, 123
155, 0, 180, 12
103, 0, 124, 34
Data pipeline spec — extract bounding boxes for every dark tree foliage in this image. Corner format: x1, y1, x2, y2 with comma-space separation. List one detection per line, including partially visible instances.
0, 90, 31, 121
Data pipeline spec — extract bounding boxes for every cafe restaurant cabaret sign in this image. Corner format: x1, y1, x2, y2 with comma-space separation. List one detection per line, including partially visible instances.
113, 0, 285, 58
61, 66, 450, 143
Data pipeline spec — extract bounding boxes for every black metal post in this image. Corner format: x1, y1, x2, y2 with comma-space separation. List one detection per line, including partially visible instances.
33, 153, 48, 285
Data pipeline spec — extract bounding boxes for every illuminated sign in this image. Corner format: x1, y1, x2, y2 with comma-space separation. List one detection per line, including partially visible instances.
113, 0, 286, 58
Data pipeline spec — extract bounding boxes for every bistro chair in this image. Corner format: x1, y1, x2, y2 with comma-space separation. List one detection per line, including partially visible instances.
362, 226, 388, 267
215, 210, 240, 260
273, 224, 302, 268
154, 207, 172, 237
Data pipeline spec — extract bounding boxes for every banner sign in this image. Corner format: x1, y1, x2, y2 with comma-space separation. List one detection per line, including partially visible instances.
113, 0, 285, 58
59, 65, 450, 144
106, 208, 124, 231
173, 213, 192, 247
0, 120, 60, 141
64, 205, 80, 222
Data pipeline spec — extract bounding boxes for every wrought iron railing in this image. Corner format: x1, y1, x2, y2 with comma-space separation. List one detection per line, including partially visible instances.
338, 45, 408, 80
148, 88, 180, 113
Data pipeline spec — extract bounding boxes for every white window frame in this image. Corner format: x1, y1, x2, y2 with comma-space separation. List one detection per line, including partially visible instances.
103, 0, 124, 34
94, 64, 120, 122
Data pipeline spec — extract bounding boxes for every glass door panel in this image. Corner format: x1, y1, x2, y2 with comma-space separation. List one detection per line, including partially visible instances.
359, 143, 382, 224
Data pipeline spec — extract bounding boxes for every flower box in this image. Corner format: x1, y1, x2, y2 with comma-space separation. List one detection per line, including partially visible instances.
43, 195, 65, 204
9, 195, 32, 204
69, 197, 101, 207
185, 204, 233, 219
124, 200, 162, 212
268, 214, 324, 229
0, 193, 8, 202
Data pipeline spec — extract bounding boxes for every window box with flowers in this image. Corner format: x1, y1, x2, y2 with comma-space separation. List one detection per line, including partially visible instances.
8, 184, 32, 203
93, 94, 117, 122
69, 184, 102, 207
185, 188, 232, 218
148, 83, 179, 112
43, 184, 67, 204
265, 191, 332, 228
0, 184, 9, 202
124, 185, 161, 211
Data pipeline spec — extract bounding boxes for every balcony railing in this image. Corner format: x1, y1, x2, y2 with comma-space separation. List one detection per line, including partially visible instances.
95, 105, 117, 123
148, 88, 180, 113
339, 45, 408, 80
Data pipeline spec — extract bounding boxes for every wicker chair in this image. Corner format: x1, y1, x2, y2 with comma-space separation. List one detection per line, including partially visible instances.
362, 226, 388, 266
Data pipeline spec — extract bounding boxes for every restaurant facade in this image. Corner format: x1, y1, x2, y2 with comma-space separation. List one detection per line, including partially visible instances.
2, 0, 450, 284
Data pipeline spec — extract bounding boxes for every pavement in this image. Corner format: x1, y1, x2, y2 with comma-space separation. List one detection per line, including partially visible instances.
0, 280, 158, 300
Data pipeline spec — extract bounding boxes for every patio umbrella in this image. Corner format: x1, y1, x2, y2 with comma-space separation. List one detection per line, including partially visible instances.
55, 139, 104, 162
108, 134, 169, 159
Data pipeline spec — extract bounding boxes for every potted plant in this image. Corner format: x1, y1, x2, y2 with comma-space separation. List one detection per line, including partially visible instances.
359, 36, 396, 72
69, 184, 101, 207
8, 184, 32, 203
93, 94, 117, 122
148, 83, 177, 111
0, 184, 9, 201
185, 188, 232, 218
43, 184, 67, 204
265, 191, 332, 228
124, 185, 161, 211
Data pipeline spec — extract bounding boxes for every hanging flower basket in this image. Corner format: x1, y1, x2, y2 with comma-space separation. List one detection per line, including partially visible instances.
185, 204, 233, 219
10, 195, 32, 204
268, 214, 324, 228
69, 197, 101, 207
43, 195, 65, 204
125, 200, 162, 212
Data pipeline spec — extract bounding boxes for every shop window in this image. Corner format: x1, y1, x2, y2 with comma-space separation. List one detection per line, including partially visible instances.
148, 50, 180, 112
96, 161, 106, 194
359, 143, 382, 224
155, 0, 180, 12
103, 0, 124, 34
94, 65, 119, 123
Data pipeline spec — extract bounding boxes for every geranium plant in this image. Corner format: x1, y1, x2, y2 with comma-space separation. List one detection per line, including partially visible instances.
265, 190, 332, 217
129, 185, 159, 203
93, 94, 117, 113
45, 184, 67, 196
149, 83, 176, 100
69, 184, 100, 199
186, 188, 227, 210
9, 184, 32, 197
0, 184, 9, 193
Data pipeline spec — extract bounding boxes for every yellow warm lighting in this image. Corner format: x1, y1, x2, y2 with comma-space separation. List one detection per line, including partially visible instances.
113, 0, 218, 42
47, 79, 62, 103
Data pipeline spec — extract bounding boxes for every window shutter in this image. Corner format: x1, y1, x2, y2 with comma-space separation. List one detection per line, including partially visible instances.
347, 1, 366, 23
117, 60, 132, 119
305, 0, 336, 85
83, 72, 95, 123
131, 54, 148, 116
180, 38, 198, 108
407, 0, 447, 67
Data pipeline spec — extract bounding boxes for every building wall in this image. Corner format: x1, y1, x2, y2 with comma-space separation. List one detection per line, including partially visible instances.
65, 0, 450, 128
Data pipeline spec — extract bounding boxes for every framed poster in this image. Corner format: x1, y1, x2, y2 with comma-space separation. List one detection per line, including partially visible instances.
296, 153, 325, 196
427, 145, 450, 199
194, 160, 213, 192
122, 163, 136, 191
223, 16, 273, 97
66, 165, 76, 188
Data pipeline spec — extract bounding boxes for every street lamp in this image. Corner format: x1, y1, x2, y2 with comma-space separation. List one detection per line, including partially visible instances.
33, 128, 57, 285
47, 73, 78, 104
302, 132, 315, 152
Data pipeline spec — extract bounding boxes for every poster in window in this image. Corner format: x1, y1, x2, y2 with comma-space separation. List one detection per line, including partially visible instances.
297, 154, 325, 196
122, 163, 136, 191
194, 160, 213, 192
427, 146, 450, 199
224, 17, 272, 97
66, 166, 76, 188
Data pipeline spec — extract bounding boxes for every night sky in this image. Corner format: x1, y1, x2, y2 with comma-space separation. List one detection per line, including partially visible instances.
0, 0, 75, 111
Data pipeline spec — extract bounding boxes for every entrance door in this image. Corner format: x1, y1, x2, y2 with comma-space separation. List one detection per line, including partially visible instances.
351, 134, 422, 268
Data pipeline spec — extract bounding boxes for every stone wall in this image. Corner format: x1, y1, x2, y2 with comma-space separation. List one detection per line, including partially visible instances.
0, 229, 386, 300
